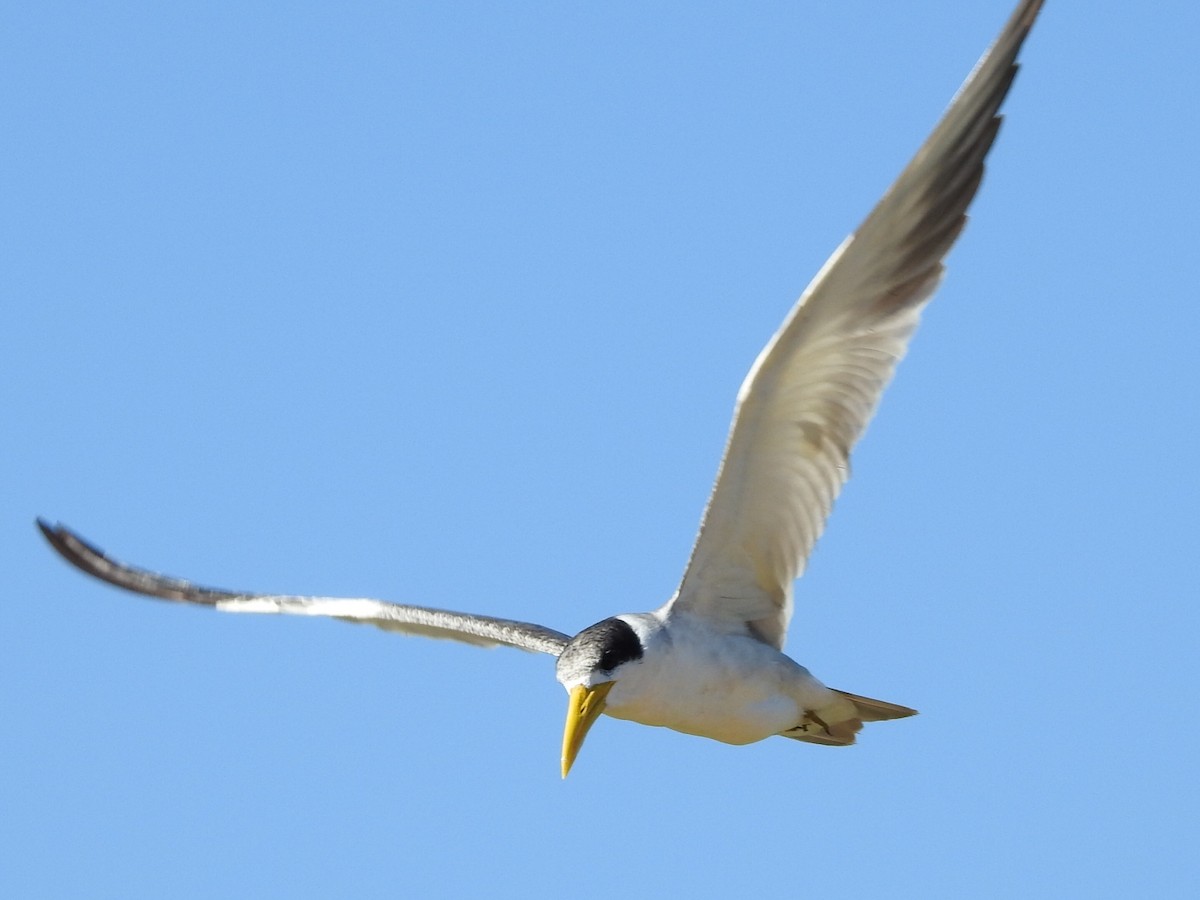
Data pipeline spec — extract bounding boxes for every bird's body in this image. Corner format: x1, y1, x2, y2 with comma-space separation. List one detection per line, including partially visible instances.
39, 0, 1045, 776
570, 612, 826, 745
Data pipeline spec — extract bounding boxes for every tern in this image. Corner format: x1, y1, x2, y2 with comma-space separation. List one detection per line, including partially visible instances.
39, 0, 1044, 777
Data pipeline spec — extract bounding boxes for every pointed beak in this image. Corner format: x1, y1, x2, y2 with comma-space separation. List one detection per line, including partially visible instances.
560, 682, 615, 778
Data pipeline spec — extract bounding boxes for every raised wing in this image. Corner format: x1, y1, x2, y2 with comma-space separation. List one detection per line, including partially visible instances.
671, 0, 1044, 649
38, 520, 571, 656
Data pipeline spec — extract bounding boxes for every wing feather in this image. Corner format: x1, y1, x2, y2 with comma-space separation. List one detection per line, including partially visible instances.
37, 520, 570, 656
671, 0, 1044, 649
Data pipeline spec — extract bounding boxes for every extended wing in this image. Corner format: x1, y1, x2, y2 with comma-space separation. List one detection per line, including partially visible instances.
671, 0, 1044, 649
38, 520, 570, 656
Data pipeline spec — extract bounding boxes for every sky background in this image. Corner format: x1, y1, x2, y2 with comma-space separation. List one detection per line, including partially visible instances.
5, 1, 1198, 896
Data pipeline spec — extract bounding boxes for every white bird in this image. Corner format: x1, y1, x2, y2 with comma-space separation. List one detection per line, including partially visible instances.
39, 0, 1044, 778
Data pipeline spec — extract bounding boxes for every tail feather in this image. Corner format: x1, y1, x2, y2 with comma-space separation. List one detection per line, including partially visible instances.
779, 690, 917, 747
833, 689, 918, 722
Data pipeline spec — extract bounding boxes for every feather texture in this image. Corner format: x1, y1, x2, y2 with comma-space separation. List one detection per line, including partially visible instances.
671, 0, 1044, 650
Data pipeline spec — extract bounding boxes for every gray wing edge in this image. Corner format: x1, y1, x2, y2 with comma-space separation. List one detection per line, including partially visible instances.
851, 0, 1046, 313
37, 520, 570, 656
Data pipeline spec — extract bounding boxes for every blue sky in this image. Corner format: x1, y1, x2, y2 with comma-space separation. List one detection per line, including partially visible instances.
5, 1, 1198, 896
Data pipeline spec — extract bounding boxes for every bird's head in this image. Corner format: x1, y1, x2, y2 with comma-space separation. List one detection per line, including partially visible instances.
554, 616, 645, 777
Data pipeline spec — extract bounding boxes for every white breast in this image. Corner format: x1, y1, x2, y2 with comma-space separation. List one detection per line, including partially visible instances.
603, 614, 832, 744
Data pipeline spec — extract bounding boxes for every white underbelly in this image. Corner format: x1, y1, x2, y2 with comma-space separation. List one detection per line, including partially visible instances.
602, 634, 819, 744
605, 688, 799, 744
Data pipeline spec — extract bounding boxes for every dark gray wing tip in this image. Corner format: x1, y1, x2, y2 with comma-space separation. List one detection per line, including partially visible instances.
875, 0, 1044, 301
37, 518, 240, 604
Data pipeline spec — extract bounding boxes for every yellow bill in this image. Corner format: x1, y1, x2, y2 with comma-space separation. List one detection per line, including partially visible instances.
560, 682, 615, 778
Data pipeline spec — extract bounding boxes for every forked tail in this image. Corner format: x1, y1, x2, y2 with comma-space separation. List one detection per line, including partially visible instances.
780, 689, 917, 746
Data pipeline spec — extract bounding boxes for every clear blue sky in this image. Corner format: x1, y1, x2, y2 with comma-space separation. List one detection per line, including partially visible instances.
5, 2, 1198, 897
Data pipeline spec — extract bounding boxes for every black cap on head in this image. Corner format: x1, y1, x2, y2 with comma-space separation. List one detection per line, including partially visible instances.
556, 617, 644, 684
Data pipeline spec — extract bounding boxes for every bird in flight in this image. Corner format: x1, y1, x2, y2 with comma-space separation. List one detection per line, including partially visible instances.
40, 0, 1044, 777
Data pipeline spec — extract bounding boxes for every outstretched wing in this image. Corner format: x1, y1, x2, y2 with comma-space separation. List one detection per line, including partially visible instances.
38, 520, 571, 656
671, 0, 1044, 649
